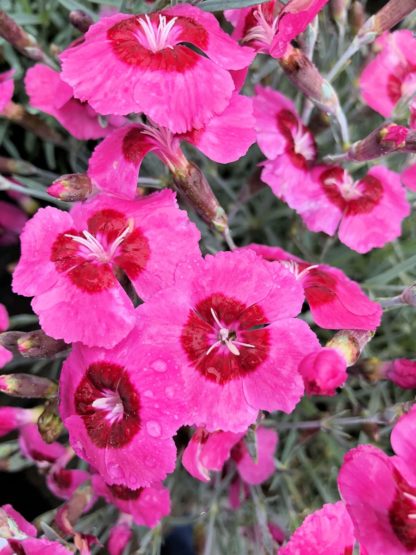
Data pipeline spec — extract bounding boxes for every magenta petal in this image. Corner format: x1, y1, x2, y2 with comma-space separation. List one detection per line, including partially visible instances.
391, 406, 416, 468
236, 427, 278, 485
183, 94, 256, 164
0, 70, 14, 112
401, 163, 416, 192
279, 501, 355, 555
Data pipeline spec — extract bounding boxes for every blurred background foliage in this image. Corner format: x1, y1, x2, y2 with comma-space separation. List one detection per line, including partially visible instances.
1, 1, 416, 554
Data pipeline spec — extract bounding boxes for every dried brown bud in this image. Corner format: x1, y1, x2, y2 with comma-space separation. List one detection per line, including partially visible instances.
347, 123, 409, 161
48, 173, 93, 202
172, 162, 228, 233
0, 11, 47, 62
69, 10, 94, 34
0, 373, 57, 398
17, 330, 68, 358
349, 1, 366, 34
326, 330, 374, 366
359, 0, 416, 37
38, 399, 64, 443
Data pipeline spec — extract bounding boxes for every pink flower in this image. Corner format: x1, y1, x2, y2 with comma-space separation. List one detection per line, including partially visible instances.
290, 165, 410, 253
382, 359, 416, 389
12, 190, 201, 347
339, 407, 416, 554
60, 5, 254, 132
0, 504, 72, 555
298, 347, 348, 396
232, 427, 278, 485
88, 95, 255, 197
279, 501, 356, 554
225, 0, 329, 58
46, 457, 91, 500
93, 475, 170, 527
0, 407, 39, 438
0, 303, 11, 368
239, 244, 381, 330
59, 327, 187, 488
25, 64, 124, 140
136, 249, 320, 432
183, 426, 277, 485
0, 70, 14, 113
254, 86, 317, 202
0, 200, 28, 246
18, 423, 66, 468
360, 31, 416, 122
107, 518, 133, 555
401, 163, 416, 192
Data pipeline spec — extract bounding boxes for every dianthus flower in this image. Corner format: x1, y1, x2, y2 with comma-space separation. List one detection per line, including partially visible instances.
0, 200, 28, 247
291, 165, 410, 253
12, 190, 201, 347
0, 70, 14, 113
59, 326, 187, 488
25, 64, 124, 140
88, 94, 255, 197
298, 347, 348, 396
279, 502, 356, 554
360, 30, 416, 123
338, 406, 416, 554
18, 423, 66, 468
0, 504, 72, 555
136, 249, 320, 432
59, 5, 254, 132
0, 407, 40, 439
239, 244, 381, 330
225, 0, 329, 58
254, 86, 317, 201
107, 517, 133, 555
92, 475, 170, 527
47, 464, 91, 501
381, 358, 416, 389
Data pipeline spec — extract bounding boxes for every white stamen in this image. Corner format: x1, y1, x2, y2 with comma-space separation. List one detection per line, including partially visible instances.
293, 125, 316, 161
137, 14, 177, 53
210, 308, 223, 329
206, 308, 255, 357
403, 491, 416, 504
92, 392, 123, 423
243, 6, 278, 46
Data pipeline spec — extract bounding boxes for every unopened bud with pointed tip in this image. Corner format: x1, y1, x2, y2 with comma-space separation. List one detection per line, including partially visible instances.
0, 374, 57, 398
349, 1, 365, 34
17, 330, 67, 358
0, 11, 47, 62
346, 123, 409, 161
69, 10, 94, 34
399, 283, 416, 307
48, 173, 93, 202
326, 329, 374, 366
38, 399, 64, 443
172, 162, 228, 233
359, 0, 416, 37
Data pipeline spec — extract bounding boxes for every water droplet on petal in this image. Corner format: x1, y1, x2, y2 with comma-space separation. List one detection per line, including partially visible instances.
151, 359, 167, 373
109, 463, 123, 481
165, 386, 174, 399
146, 420, 162, 438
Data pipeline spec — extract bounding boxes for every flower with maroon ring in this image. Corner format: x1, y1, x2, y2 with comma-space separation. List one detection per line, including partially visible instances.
25, 64, 124, 141
59, 5, 254, 133
12, 190, 201, 347
279, 502, 356, 554
277, 164, 409, 254
225, 0, 329, 58
136, 249, 320, 432
359, 30, 416, 123
88, 93, 255, 198
239, 243, 382, 331
59, 326, 187, 488
254, 86, 317, 202
18, 423, 66, 468
92, 475, 170, 527
338, 409, 416, 555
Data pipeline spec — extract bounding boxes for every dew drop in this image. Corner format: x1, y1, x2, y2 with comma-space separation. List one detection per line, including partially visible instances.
151, 359, 167, 373
109, 463, 123, 481
146, 420, 162, 438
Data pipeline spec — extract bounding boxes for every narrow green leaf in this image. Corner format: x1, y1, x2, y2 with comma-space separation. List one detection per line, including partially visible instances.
200, 0, 269, 12
56, 0, 97, 19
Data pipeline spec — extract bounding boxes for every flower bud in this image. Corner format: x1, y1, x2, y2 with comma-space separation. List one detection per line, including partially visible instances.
346, 124, 408, 161
38, 399, 64, 443
279, 46, 340, 116
0, 374, 57, 398
16, 330, 67, 358
326, 330, 374, 366
172, 162, 228, 233
0, 11, 47, 62
299, 348, 348, 396
48, 173, 93, 202
358, 0, 416, 37
380, 359, 416, 389
349, 1, 366, 34
69, 10, 94, 34
400, 283, 416, 307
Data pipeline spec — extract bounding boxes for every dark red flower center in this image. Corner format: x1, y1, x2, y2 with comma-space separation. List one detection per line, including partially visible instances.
387, 63, 416, 105
108, 483, 143, 501
389, 469, 416, 550
180, 292, 270, 385
320, 167, 383, 215
51, 209, 150, 294
53, 469, 73, 489
74, 361, 140, 449
107, 13, 208, 72
276, 109, 316, 170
